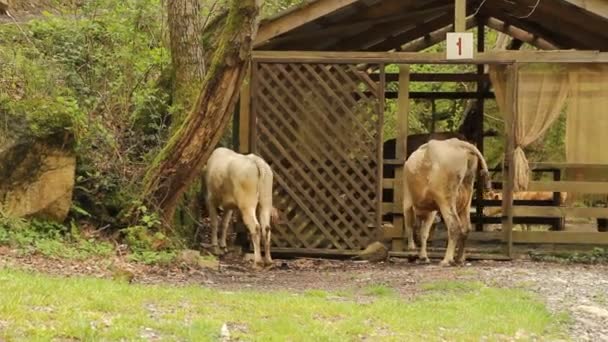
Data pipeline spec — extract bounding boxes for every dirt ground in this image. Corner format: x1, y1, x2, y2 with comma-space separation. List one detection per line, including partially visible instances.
1, 248, 607, 342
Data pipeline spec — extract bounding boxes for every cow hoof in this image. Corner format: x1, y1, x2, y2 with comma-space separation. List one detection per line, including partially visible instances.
439, 260, 454, 267
211, 245, 222, 256
264, 259, 273, 267
252, 262, 264, 270
417, 257, 431, 264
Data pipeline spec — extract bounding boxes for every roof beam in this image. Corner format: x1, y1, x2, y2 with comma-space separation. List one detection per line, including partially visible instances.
482, 7, 585, 49
486, 0, 607, 49
332, 6, 453, 51
561, 0, 608, 18
398, 16, 477, 52
255, 0, 359, 46
365, 13, 454, 51
252, 50, 608, 64
485, 18, 559, 50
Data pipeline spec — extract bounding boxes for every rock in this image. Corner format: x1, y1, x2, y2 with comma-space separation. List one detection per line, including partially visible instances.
577, 305, 608, 320
177, 249, 219, 270
352, 241, 389, 262
0, 139, 76, 222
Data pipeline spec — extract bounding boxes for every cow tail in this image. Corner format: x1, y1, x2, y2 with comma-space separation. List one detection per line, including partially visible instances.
456, 140, 492, 191
251, 155, 273, 228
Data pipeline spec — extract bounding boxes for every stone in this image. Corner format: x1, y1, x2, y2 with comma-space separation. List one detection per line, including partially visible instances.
577, 305, 608, 320
0, 139, 76, 222
353, 241, 389, 262
177, 249, 219, 270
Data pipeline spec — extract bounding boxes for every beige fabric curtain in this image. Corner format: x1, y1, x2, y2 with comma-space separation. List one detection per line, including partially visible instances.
489, 64, 570, 191
566, 64, 608, 164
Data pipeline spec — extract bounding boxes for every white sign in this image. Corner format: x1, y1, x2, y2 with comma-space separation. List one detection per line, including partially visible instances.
446, 32, 474, 60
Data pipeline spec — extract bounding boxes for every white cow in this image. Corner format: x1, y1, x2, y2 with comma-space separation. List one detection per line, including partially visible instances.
203, 147, 274, 269
403, 138, 491, 266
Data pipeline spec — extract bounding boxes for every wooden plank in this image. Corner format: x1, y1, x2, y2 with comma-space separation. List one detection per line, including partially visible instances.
376, 66, 385, 236
252, 50, 608, 64
511, 231, 608, 245
382, 179, 394, 189
391, 64, 410, 252
254, 0, 359, 45
382, 91, 495, 99
249, 62, 259, 153
486, 18, 559, 50
384, 158, 404, 166
370, 73, 490, 83
383, 203, 403, 215
502, 63, 518, 258
474, 20, 485, 232
530, 162, 608, 170
528, 181, 608, 194
271, 247, 360, 257
238, 69, 251, 153
512, 206, 608, 219
389, 251, 512, 261
455, 0, 466, 32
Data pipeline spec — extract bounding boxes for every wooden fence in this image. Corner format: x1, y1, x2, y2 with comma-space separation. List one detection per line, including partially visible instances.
246, 61, 385, 253
239, 51, 608, 258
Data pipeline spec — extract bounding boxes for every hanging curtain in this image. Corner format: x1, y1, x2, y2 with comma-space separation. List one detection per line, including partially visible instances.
489, 63, 570, 191
566, 64, 608, 164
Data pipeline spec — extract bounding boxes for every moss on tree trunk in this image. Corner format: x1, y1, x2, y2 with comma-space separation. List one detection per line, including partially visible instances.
140, 0, 261, 225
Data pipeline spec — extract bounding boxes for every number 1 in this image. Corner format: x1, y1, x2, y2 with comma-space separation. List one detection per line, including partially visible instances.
457, 37, 462, 55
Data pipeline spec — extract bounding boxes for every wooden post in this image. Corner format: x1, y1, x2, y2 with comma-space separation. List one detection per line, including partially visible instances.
377, 65, 386, 234
475, 20, 485, 232
455, 0, 467, 32
248, 61, 258, 153
391, 65, 410, 252
239, 66, 252, 153
502, 63, 518, 258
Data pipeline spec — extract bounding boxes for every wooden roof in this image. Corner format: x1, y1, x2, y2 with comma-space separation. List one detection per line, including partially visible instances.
254, 0, 608, 51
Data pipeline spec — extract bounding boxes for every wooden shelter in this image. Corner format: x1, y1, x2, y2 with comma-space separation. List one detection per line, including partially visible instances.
236, 0, 608, 258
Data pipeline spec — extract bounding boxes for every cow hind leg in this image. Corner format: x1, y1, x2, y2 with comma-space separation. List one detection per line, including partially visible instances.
404, 208, 417, 251
207, 200, 221, 255
263, 226, 272, 266
438, 203, 461, 267
219, 209, 233, 253
241, 206, 263, 269
455, 209, 471, 265
417, 211, 437, 264
259, 207, 273, 266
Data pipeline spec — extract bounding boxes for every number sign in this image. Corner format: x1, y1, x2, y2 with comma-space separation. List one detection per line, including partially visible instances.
446, 32, 474, 60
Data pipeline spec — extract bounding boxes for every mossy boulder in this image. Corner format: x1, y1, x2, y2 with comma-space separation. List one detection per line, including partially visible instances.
0, 134, 76, 222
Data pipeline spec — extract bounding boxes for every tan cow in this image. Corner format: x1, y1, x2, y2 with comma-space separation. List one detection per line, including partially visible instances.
203, 147, 275, 269
484, 190, 567, 231
403, 138, 491, 266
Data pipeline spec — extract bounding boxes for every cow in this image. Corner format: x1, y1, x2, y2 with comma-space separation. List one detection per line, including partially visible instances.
382, 132, 468, 224
203, 147, 275, 269
402, 138, 491, 266
483, 190, 567, 231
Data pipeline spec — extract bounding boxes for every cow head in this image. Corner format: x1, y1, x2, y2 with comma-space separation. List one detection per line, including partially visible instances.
270, 206, 286, 225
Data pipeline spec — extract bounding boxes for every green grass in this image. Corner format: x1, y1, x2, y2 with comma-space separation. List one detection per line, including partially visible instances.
0, 269, 568, 341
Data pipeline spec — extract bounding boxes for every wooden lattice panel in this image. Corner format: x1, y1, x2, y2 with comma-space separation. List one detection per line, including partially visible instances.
251, 62, 384, 251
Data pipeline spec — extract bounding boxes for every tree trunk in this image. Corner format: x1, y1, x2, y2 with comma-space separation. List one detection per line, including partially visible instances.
167, 0, 205, 128
141, 0, 261, 224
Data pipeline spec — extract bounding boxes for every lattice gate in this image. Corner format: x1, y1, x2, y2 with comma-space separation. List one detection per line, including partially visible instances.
250, 61, 385, 253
